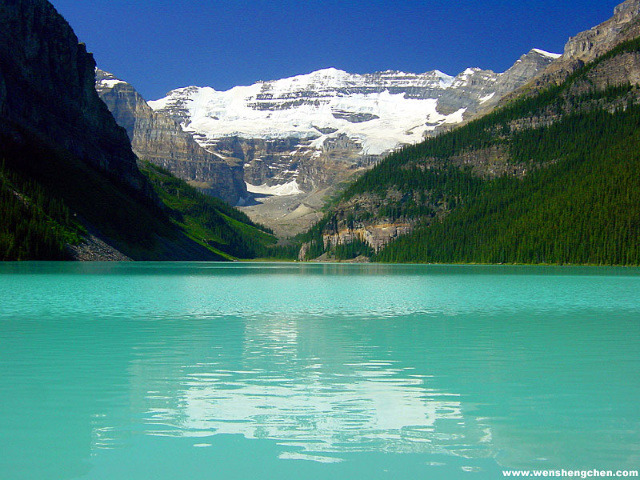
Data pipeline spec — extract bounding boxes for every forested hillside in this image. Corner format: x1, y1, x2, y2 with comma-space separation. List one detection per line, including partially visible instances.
141, 162, 297, 261
0, 137, 286, 261
301, 35, 640, 265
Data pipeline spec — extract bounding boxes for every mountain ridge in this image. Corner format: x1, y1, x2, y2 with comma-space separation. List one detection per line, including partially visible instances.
150, 49, 558, 155
297, 0, 640, 265
502, 0, 640, 103
146, 49, 556, 236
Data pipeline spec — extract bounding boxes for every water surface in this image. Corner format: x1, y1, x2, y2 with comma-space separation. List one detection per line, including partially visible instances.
0, 263, 638, 479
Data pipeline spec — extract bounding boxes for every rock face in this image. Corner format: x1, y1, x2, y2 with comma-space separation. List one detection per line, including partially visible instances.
563, 0, 640, 62
95, 70, 246, 205
506, 0, 640, 98
151, 52, 557, 170
148, 52, 555, 235
0, 0, 148, 196
323, 223, 415, 253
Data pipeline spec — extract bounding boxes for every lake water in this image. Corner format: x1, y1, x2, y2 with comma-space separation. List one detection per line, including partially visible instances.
0, 262, 638, 479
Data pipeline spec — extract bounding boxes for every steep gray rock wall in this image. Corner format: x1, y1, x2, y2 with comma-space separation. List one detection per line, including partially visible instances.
0, 0, 148, 196
95, 70, 246, 205
505, 0, 640, 99
563, 0, 640, 62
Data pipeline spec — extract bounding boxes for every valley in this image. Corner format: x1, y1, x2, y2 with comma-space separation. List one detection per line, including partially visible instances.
99, 51, 556, 236
1, 2, 638, 479
2, 0, 639, 265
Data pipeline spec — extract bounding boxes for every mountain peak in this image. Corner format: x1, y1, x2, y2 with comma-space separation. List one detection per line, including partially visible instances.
613, 0, 640, 19
312, 67, 349, 76
95, 69, 127, 91
530, 48, 561, 59
149, 49, 554, 163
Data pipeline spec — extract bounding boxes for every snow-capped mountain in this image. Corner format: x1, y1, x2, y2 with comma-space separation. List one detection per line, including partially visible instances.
147, 49, 558, 236
150, 49, 557, 159
150, 68, 463, 157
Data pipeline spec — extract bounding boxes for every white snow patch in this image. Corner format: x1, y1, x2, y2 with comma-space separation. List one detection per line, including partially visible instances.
149, 67, 503, 157
449, 68, 481, 88
148, 96, 169, 110
246, 180, 303, 196
532, 48, 561, 59
433, 69, 455, 88
154, 86, 466, 156
479, 92, 496, 104
442, 107, 467, 124
98, 79, 126, 88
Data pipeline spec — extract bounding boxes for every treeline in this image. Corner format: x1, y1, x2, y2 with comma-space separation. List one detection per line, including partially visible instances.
298, 164, 486, 260
0, 149, 298, 261
340, 31, 640, 206
142, 163, 271, 233
334, 238, 374, 260
342, 83, 637, 205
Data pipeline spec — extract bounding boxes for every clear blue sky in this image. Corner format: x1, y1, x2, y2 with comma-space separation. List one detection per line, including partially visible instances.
51, 0, 620, 101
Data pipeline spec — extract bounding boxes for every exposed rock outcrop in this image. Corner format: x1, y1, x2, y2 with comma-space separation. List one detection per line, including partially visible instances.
66, 233, 132, 261
323, 223, 415, 253
443, 49, 561, 118
505, 0, 640, 100
95, 70, 246, 205
563, 0, 640, 63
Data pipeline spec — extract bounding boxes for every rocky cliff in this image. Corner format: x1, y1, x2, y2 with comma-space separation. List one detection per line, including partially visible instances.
0, 0, 148, 196
95, 70, 247, 205
505, 0, 640, 99
563, 0, 640, 63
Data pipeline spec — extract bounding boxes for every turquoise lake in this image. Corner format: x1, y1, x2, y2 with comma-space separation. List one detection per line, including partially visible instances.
0, 262, 638, 479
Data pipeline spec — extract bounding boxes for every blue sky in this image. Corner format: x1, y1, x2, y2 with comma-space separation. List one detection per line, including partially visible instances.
51, 0, 620, 101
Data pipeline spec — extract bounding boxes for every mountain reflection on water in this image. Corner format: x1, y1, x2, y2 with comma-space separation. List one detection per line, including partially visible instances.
124, 315, 492, 462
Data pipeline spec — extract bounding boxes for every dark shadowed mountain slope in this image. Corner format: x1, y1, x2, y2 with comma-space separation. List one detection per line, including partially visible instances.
0, 0, 148, 194
0, 0, 275, 260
